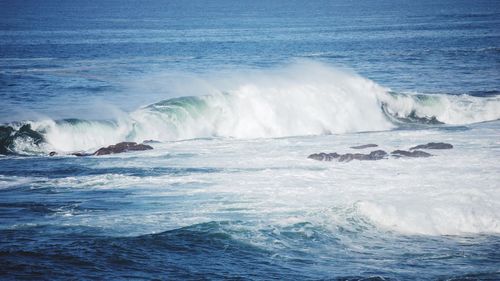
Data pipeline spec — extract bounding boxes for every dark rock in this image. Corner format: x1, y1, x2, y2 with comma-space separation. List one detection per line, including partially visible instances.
367, 150, 388, 160
308, 152, 340, 161
350, 144, 378, 149
339, 150, 388, 162
410, 142, 453, 150
391, 150, 432, 158
309, 150, 387, 162
338, 153, 360, 162
93, 142, 153, 156
49, 151, 57, 156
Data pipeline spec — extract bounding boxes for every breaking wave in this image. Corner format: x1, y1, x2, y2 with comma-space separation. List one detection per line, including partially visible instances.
1, 61, 500, 154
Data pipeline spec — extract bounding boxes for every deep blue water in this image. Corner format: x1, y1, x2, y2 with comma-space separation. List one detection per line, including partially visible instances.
1, 0, 500, 280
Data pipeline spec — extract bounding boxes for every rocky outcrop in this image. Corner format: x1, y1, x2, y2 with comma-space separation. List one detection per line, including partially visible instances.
350, 144, 378, 149
391, 150, 432, 158
93, 142, 153, 156
410, 142, 453, 150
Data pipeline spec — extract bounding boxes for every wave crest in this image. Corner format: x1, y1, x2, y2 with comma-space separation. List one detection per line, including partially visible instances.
2, 61, 500, 154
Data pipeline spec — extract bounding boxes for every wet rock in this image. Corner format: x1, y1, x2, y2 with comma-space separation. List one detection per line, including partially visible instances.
309, 150, 387, 162
367, 150, 388, 160
93, 142, 153, 156
391, 150, 432, 158
410, 142, 453, 150
338, 153, 360, 162
307, 152, 340, 161
339, 150, 388, 162
49, 151, 57, 156
350, 144, 378, 149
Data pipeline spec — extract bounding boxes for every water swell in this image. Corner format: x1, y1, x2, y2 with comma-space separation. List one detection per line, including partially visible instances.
2, 221, 499, 280
1, 62, 500, 155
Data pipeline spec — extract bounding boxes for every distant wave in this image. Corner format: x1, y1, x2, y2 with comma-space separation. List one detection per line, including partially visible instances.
2, 61, 500, 155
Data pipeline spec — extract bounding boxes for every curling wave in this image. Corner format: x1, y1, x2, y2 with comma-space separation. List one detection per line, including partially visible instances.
1, 61, 500, 154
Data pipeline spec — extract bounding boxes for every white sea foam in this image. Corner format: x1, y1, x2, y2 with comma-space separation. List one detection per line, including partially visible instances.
357, 198, 500, 235
6, 120, 498, 237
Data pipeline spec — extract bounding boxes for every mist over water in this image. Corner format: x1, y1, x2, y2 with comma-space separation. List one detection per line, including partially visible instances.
1, 0, 500, 280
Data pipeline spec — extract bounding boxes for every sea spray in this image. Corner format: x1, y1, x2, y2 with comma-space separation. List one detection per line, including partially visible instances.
2, 61, 500, 154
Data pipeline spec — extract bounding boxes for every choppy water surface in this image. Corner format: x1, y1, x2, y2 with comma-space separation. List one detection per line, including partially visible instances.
1, 0, 499, 280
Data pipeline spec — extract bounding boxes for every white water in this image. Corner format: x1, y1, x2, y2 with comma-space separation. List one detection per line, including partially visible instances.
20, 120, 500, 237
7, 61, 500, 153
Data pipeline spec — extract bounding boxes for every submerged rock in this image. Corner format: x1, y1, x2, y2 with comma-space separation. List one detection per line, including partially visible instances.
391, 150, 432, 158
350, 144, 378, 149
93, 142, 153, 156
309, 150, 387, 162
410, 142, 453, 150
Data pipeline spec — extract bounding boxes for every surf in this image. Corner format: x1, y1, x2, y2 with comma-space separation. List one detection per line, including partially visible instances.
1, 61, 500, 155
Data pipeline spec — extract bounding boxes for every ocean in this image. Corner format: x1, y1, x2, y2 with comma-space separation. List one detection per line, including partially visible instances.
1, 0, 499, 280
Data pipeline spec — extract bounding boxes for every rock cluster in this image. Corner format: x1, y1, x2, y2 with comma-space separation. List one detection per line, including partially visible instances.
308, 142, 452, 162
308, 150, 388, 162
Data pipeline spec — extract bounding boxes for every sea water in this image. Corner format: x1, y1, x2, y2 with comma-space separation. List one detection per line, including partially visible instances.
0, 0, 499, 280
